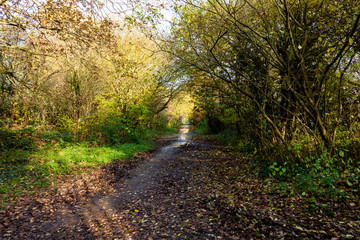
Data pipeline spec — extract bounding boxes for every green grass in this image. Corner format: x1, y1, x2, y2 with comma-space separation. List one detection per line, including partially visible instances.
0, 141, 154, 207
35, 142, 154, 173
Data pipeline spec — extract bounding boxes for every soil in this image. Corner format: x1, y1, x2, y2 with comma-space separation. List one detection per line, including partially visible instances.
0, 125, 359, 239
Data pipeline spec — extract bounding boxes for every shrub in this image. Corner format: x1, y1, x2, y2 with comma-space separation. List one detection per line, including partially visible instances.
0, 127, 35, 151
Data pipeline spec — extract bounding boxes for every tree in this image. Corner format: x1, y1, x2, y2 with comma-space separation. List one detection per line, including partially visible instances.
168, 0, 360, 168
0, 0, 181, 145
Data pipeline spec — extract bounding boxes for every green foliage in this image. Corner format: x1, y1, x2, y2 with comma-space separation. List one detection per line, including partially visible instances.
219, 130, 259, 154
100, 114, 138, 145
292, 171, 347, 201
57, 114, 76, 133
83, 102, 159, 145
0, 126, 36, 151
269, 162, 287, 179
257, 163, 350, 200
216, 128, 239, 146
196, 118, 211, 134
250, 149, 355, 200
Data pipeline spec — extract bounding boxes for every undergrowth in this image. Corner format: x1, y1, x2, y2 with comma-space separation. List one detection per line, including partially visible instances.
211, 127, 360, 203
0, 124, 177, 208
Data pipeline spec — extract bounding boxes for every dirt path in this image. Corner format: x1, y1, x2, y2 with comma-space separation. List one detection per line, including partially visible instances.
1, 126, 223, 239
1, 126, 359, 239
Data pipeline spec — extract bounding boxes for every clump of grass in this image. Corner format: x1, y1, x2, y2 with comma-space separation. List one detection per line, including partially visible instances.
35, 142, 153, 174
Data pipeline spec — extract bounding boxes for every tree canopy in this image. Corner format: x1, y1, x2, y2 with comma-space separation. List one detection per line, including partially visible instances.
164, 0, 360, 172
0, 0, 184, 147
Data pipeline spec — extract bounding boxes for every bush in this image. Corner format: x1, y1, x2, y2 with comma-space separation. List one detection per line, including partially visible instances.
100, 114, 139, 145
196, 118, 211, 134
0, 127, 35, 151
292, 171, 347, 200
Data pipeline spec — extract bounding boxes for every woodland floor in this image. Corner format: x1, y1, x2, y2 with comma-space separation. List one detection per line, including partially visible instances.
0, 126, 359, 239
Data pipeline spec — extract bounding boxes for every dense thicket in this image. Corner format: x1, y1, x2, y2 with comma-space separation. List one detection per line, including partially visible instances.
168, 0, 360, 175
0, 0, 181, 149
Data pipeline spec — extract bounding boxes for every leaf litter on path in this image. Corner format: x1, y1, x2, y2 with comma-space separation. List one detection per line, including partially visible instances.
0, 131, 359, 239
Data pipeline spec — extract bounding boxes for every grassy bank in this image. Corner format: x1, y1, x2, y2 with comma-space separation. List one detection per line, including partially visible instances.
0, 127, 177, 208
